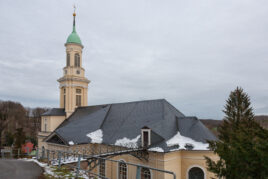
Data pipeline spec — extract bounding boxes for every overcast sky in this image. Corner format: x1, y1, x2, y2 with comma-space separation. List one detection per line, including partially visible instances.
0, 0, 268, 119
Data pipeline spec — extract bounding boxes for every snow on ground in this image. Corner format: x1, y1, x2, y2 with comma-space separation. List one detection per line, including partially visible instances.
115, 135, 140, 148
20, 158, 89, 179
69, 141, 74, 145
166, 132, 209, 150
51, 156, 87, 165
148, 147, 164, 152
86, 129, 103, 143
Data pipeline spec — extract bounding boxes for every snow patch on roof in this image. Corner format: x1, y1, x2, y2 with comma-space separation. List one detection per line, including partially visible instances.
68, 141, 74, 145
115, 135, 140, 148
166, 132, 209, 150
86, 129, 103, 144
148, 147, 164, 152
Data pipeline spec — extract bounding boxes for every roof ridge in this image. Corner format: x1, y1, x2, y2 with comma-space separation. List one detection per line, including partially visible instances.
163, 100, 185, 118
99, 105, 112, 129
77, 99, 166, 108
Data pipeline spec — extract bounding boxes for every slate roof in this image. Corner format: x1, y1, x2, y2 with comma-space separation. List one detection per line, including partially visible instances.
46, 99, 217, 152
42, 108, 66, 116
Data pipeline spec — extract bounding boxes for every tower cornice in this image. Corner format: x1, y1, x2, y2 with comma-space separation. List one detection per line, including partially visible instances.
57, 76, 90, 84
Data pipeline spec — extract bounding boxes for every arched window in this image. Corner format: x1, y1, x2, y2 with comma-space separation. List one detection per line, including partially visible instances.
99, 158, 105, 177
118, 161, 127, 179
188, 167, 204, 179
75, 53, 80, 67
141, 167, 151, 179
66, 53, 70, 66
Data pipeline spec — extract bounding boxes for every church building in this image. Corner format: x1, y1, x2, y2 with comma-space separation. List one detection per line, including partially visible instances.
38, 11, 219, 179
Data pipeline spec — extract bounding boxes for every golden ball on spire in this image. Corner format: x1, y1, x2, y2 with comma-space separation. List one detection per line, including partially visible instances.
73, 12, 76, 17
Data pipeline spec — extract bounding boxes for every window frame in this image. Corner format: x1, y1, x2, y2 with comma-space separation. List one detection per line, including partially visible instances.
44, 118, 47, 132
99, 158, 106, 178
141, 167, 151, 179
187, 165, 206, 179
118, 160, 127, 179
74, 53, 80, 67
67, 53, 70, 66
141, 128, 151, 148
76, 95, 81, 107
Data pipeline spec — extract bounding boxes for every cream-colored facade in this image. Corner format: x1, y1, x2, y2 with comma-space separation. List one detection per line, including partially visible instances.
58, 42, 90, 117
38, 12, 90, 149
45, 143, 218, 179
38, 12, 219, 179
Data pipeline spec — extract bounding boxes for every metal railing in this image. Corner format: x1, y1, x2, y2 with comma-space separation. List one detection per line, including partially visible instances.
1, 146, 176, 179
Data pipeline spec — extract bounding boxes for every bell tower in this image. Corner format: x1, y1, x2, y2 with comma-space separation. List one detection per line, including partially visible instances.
58, 9, 90, 117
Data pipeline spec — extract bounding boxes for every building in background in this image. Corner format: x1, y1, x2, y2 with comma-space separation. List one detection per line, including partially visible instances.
38, 11, 218, 179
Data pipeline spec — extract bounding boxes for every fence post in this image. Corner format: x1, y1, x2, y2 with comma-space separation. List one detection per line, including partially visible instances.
58, 151, 62, 169
36, 148, 39, 160
136, 166, 141, 179
42, 147, 45, 159
47, 150, 50, 166
26, 147, 29, 155
18, 149, 20, 158
76, 154, 81, 178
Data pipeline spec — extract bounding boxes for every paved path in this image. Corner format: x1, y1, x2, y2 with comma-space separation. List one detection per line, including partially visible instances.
0, 159, 43, 179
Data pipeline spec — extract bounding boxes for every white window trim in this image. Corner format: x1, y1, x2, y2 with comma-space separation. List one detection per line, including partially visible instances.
117, 159, 127, 179
187, 165, 206, 179
141, 129, 151, 147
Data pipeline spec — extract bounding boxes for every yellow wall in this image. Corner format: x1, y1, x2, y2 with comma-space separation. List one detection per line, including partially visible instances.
38, 115, 66, 149
45, 142, 218, 179
58, 43, 90, 117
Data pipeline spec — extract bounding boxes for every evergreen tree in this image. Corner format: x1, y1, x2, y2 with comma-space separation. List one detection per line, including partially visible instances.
205, 87, 268, 179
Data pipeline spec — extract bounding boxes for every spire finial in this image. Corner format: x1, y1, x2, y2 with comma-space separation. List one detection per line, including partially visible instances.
73, 4, 76, 17
72, 4, 76, 32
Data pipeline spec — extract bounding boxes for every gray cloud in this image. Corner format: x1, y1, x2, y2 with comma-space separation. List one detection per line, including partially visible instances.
0, 0, 268, 119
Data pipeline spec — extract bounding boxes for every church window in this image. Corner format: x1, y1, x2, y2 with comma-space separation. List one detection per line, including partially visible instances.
141, 168, 151, 179
188, 167, 204, 179
44, 118, 47, 132
118, 161, 127, 179
75, 53, 80, 67
99, 158, 105, 177
76, 95, 81, 106
67, 53, 70, 66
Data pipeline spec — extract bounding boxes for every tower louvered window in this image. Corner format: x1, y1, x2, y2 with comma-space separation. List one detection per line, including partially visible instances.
75, 53, 80, 67
67, 53, 70, 66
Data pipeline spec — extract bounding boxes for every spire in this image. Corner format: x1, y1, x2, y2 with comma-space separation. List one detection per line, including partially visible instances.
72, 5, 76, 33
66, 5, 82, 45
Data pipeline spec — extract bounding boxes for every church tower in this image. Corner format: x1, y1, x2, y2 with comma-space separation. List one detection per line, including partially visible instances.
58, 11, 90, 117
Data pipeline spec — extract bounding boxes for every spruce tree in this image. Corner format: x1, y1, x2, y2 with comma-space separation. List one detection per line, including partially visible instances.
205, 87, 268, 179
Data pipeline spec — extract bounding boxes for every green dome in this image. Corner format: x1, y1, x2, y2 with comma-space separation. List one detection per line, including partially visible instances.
66, 12, 82, 45
66, 26, 82, 45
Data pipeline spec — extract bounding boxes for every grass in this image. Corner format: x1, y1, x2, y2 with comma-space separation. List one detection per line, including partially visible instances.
41, 165, 85, 179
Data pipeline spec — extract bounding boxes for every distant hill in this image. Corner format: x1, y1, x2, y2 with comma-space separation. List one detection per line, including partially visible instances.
201, 115, 268, 136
